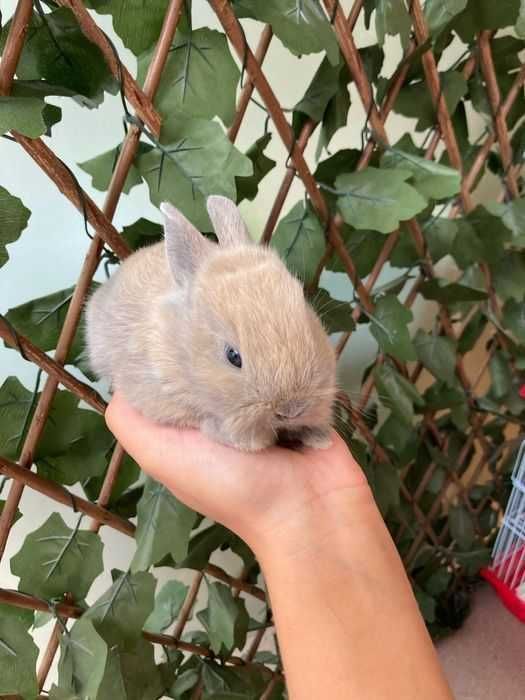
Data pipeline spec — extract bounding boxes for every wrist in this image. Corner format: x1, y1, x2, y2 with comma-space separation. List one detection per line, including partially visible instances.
246, 480, 379, 567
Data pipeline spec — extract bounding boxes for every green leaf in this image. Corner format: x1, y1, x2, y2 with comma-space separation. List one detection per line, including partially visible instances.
294, 56, 345, 123
490, 252, 525, 302
109, 638, 164, 700
458, 310, 487, 354
374, 363, 424, 426
335, 168, 427, 234
502, 298, 525, 344
84, 570, 155, 649
452, 548, 491, 576
131, 477, 197, 571
488, 198, 525, 245
87, 0, 170, 55
414, 587, 436, 623
10, 513, 104, 601
179, 523, 256, 572
327, 226, 385, 277
198, 580, 248, 655
271, 201, 326, 285
394, 71, 467, 131
57, 618, 109, 699
4, 284, 98, 373
144, 579, 189, 633
423, 218, 457, 264
79, 143, 151, 195
0, 95, 61, 137
381, 148, 461, 200
3, 8, 112, 105
453, 0, 520, 40
236, 133, 276, 203
35, 390, 114, 485
375, 0, 412, 46
448, 505, 476, 551
0, 616, 38, 700
234, 0, 339, 65
364, 461, 402, 517
413, 330, 457, 387
419, 279, 487, 304
488, 351, 512, 401
310, 288, 355, 334
425, 0, 468, 35
0, 376, 38, 461
121, 218, 163, 251
369, 295, 416, 361
0, 186, 31, 269
139, 28, 239, 126
0, 602, 33, 629
137, 114, 252, 231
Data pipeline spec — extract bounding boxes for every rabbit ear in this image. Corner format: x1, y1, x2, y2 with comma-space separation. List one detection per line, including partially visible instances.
161, 202, 213, 284
206, 195, 252, 247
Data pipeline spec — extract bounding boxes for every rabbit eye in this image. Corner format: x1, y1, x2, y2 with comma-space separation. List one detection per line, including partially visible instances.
225, 345, 242, 369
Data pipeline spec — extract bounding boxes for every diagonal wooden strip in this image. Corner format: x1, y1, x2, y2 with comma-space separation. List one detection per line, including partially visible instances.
0, 316, 107, 414
55, 0, 161, 135
0, 0, 33, 95
0, 455, 135, 535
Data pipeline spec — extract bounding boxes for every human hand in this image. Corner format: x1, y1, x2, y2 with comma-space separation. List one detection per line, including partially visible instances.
105, 392, 373, 555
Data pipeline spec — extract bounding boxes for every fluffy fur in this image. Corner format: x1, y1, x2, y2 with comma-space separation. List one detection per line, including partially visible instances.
86, 196, 336, 451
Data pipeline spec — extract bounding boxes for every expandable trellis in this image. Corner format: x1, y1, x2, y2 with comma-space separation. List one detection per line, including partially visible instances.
0, 0, 525, 695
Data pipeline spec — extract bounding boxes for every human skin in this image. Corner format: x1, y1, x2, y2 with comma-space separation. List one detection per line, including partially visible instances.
106, 392, 453, 700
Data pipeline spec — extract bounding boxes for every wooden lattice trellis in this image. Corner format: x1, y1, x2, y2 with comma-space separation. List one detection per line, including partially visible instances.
0, 0, 524, 695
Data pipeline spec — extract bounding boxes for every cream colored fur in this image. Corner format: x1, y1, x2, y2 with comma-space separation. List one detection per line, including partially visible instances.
85, 196, 336, 451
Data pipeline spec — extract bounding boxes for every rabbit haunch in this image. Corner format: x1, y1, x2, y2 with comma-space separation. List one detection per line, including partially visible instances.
86, 196, 336, 451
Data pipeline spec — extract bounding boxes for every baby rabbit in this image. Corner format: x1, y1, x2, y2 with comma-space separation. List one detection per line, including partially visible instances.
86, 196, 336, 451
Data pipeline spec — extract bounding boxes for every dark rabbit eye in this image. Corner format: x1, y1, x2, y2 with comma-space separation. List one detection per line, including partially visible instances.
225, 345, 242, 368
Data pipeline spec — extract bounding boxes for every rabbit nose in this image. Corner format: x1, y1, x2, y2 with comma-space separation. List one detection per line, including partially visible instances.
275, 401, 305, 420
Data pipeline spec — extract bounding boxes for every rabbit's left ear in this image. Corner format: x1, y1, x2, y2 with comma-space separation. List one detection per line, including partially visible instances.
206, 195, 252, 247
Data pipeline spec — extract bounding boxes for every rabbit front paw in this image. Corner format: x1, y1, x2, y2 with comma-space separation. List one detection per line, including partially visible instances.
201, 418, 273, 452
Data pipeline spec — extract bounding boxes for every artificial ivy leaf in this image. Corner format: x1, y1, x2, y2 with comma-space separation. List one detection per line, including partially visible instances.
294, 57, 345, 123
422, 218, 457, 264
375, 0, 412, 46
5, 8, 112, 105
327, 226, 385, 277
310, 288, 355, 334
502, 298, 525, 344
236, 133, 276, 203
364, 461, 402, 517
0, 602, 33, 628
458, 310, 487, 354
0, 186, 31, 269
0, 376, 37, 461
79, 143, 151, 195
121, 218, 163, 250
425, 0, 468, 35
131, 476, 197, 572
84, 570, 155, 649
271, 201, 326, 285
87, 0, 170, 55
419, 279, 487, 304
179, 523, 256, 572
4, 284, 98, 373
488, 351, 512, 401
144, 579, 189, 633
452, 548, 491, 576
381, 149, 461, 200
137, 114, 252, 231
448, 505, 476, 551
453, 0, 520, 40
35, 390, 114, 485
490, 252, 525, 302
0, 616, 38, 700
314, 149, 362, 188
369, 296, 415, 361
488, 198, 525, 245
57, 618, 108, 699
374, 363, 424, 426
335, 167, 427, 234
111, 638, 164, 700
198, 580, 248, 656
0, 95, 61, 138
233, 0, 339, 65
413, 330, 457, 387
414, 587, 436, 623
139, 28, 239, 126
376, 413, 415, 461
394, 71, 467, 131
10, 512, 103, 601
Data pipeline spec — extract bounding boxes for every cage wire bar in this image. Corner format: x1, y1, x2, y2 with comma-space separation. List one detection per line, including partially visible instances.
0, 0, 524, 694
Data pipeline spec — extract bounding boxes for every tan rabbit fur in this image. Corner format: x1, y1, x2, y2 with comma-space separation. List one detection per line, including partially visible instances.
86, 196, 336, 451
